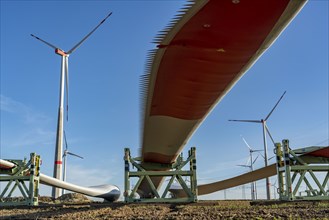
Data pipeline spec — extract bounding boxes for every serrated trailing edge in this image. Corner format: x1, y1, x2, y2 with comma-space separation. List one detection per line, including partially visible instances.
139, 0, 200, 154
153, 1, 197, 45
139, 48, 157, 153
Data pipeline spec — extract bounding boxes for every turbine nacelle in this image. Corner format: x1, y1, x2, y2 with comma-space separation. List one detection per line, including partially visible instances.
55, 48, 68, 57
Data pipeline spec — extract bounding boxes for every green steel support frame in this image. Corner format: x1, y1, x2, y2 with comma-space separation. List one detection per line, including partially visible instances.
124, 147, 198, 203
0, 153, 41, 206
275, 140, 329, 201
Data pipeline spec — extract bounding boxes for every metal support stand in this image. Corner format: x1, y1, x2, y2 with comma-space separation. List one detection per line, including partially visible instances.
124, 147, 198, 203
275, 140, 329, 201
0, 153, 41, 206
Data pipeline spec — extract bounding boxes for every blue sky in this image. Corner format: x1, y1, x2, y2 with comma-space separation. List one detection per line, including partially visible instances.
1, 1, 328, 200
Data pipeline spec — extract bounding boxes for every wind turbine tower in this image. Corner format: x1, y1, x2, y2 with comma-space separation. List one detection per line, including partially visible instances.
31, 12, 112, 198
230, 91, 286, 200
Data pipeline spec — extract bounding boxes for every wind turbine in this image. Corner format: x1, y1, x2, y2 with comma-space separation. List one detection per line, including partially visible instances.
241, 136, 263, 165
242, 137, 263, 200
229, 91, 286, 200
237, 150, 259, 200
31, 12, 112, 198
271, 180, 278, 199
62, 131, 83, 195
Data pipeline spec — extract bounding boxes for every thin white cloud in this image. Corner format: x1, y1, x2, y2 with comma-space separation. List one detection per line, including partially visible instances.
0, 94, 50, 124
0, 95, 17, 113
6, 128, 55, 148
199, 157, 248, 179
1, 94, 55, 150
64, 164, 117, 187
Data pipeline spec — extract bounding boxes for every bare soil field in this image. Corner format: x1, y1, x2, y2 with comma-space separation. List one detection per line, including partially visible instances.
1, 194, 329, 219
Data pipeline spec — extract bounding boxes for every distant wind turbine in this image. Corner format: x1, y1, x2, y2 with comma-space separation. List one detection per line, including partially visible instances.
241, 136, 263, 163
237, 137, 261, 200
242, 137, 263, 199
271, 180, 278, 200
230, 91, 286, 200
62, 131, 83, 195
31, 12, 112, 198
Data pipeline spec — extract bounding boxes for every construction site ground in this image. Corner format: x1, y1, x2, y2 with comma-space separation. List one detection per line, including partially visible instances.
1, 194, 329, 220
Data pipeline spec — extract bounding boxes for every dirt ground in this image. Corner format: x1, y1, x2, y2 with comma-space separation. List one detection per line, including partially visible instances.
1, 194, 329, 219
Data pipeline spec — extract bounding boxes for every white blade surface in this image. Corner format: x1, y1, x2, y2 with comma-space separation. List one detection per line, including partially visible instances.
0, 159, 119, 201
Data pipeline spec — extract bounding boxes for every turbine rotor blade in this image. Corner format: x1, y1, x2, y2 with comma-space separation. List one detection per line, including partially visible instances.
65, 57, 69, 121
67, 152, 83, 159
67, 12, 112, 54
229, 119, 261, 123
259, 153, 265, 159
237, 165, 249, 168
268, 156, 275, 161
265, 124, 276, 145
241, 136, 252, 150
64, 130, 68, 150
252, 155, 259, 164
31, 34, 59, 50
265, 91, 286, 121
62, 151, 66, 158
